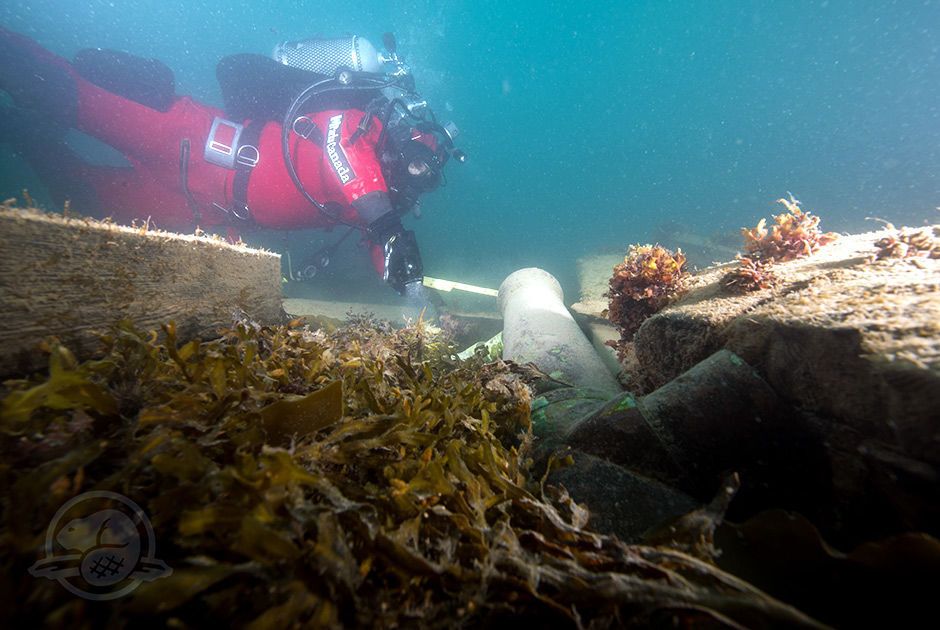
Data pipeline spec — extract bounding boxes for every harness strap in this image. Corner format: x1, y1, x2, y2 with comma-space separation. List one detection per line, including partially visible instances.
179, 138, 202, 223
230, 119, 265, 221
289, 116, 346, 224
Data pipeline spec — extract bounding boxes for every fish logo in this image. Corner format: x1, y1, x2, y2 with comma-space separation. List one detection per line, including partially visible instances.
28, 491, 172, 600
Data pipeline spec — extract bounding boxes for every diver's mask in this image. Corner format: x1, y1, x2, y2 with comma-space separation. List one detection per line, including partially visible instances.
383, 122, 458, 211
397, 130, 445, 191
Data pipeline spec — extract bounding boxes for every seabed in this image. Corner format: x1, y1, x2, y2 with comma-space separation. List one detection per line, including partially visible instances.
0, 202, 938, 627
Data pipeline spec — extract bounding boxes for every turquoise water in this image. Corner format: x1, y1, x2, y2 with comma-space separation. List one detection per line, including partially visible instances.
2, 0, 938, 295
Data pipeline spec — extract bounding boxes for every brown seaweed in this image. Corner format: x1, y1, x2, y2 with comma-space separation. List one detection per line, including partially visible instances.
0, 317, 820, 628
871, 223, 940, 261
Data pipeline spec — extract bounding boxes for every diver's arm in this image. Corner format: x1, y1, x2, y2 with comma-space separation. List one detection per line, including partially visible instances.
314, 110, 424, 295
356, 197, 421, 294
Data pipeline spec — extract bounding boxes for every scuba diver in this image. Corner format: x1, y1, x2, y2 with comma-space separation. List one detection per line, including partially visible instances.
0, 27, 465, 300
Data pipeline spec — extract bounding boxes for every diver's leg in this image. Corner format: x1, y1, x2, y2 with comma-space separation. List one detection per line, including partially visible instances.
0, 105, 195, 226
0, 26, 226, 232
0, 26, 221, 167
0, 105, 97, 210
0, 27, 77, 125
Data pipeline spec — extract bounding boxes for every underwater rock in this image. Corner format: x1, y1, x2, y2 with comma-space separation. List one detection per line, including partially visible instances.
540, 349, 803, 515
630, 224, 940, 542
714, 509, 940, 628
0, 205, 283, 377
646, 473, 741, 563
547, 449, 697, 543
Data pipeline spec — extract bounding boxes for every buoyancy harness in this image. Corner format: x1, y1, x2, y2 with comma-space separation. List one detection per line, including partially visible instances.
196, 69, 393, 227
202, 116, 265, 221
280, 69, 399, 227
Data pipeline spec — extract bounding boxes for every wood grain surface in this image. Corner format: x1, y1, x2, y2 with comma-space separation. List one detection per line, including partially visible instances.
0, 207, 282, 376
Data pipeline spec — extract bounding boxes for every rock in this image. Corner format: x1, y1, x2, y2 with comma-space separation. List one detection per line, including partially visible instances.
548, 450, 697, 543
633, 227, 940, 460
562, 349, 810, 508
635, 349, 784, 498
627, 226, 940, 541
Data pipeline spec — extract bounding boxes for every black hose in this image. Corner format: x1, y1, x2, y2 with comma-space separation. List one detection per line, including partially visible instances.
280, 74, 406, 227
295, 226, 357, 280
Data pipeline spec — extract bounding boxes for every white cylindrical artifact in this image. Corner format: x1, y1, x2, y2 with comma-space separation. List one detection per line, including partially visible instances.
498, 268, 621, 395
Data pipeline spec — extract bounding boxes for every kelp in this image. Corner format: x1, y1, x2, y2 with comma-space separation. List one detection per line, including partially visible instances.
0, 316, 820, 628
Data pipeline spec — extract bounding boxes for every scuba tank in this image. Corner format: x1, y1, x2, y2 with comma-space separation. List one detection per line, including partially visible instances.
277, 33, 465, 223
272, 36, 384, 75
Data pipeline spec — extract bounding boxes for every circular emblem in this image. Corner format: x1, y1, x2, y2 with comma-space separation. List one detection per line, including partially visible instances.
28, 491, 172, 600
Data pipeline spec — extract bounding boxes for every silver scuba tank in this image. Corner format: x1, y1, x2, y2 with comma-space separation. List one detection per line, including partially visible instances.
272, 36, 383, 75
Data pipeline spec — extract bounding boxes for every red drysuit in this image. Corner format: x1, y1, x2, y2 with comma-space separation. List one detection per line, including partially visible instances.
1, 27, 397, 275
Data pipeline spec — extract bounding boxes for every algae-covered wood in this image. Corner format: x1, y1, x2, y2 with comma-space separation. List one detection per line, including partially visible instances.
0, 206, 282, 376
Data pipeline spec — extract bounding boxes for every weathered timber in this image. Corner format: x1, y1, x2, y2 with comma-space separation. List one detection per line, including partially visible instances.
0, 207, 282, 376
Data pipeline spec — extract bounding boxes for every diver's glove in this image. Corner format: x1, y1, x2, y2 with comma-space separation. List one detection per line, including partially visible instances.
381, 228, 424, 295
404, 278, 450, 320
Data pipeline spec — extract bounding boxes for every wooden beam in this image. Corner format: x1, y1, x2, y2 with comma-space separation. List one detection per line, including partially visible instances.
0, 207, 283, 376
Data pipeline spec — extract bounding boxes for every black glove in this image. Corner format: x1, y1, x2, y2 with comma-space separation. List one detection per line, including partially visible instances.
381, 228, 424, 295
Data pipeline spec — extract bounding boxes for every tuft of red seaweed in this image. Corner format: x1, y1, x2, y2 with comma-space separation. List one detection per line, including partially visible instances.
605, 244, 688, 359
719, 256, 778, 294
742, 194, 839, 262
871, 224, 940, 261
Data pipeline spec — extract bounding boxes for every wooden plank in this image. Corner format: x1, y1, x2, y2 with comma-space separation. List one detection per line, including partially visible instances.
0, 207, 283, 376
283, 297, 500, 324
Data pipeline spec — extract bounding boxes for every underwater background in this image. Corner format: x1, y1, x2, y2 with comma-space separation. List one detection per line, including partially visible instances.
1, 0, 938, 297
